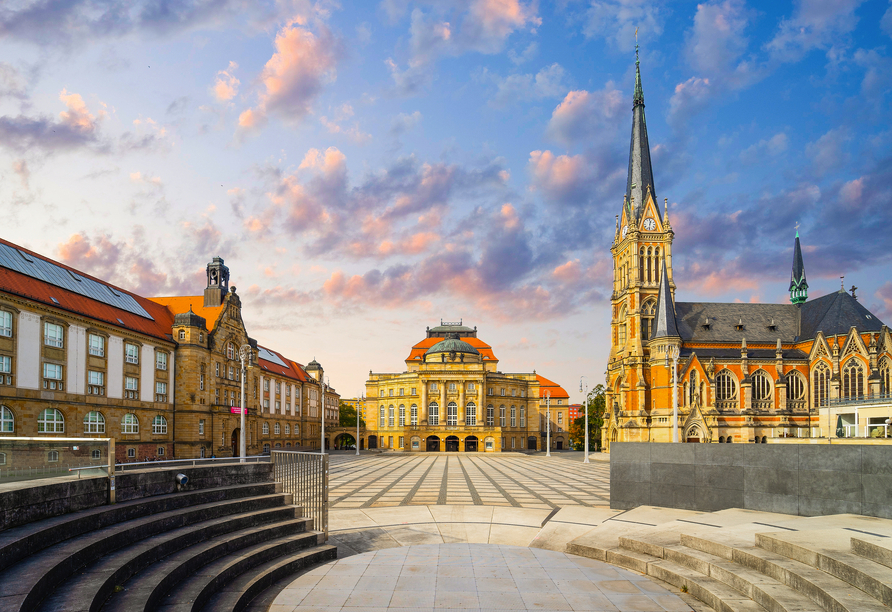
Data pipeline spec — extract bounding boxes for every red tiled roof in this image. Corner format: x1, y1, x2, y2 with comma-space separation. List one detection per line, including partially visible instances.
148, 296, 224, 331
406, 336, 498, 361
536, 374, 569, 399
0, 237, 175, 342
254, 346, 307, 382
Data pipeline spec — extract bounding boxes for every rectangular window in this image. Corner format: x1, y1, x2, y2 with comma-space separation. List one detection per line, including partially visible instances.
512, 389, 516, 396
449, 383, 456, 391
558, 412, 563, 424
44, 322, 63, 348
558, 399, 563, 405
88, 334, 104, 357
430, 383, 438, 391
429, 411, 439, 426
388, 436, 393, 449
520, 407, 525, 427
488, 387, 493, 396
264, 379, 270, 391
389, 389, 393, 396
127, 448, 135, 458
411, 405, 418, 426
399, 436, 404, 448
215, 362, 220, 377
399, 388, 404, 396
88, 370, 105, 395
199, 373, 204, 391
264, 399, 270, 409
155, 381, 168, 402
512, 437, 516, 449
0, 311, 11, 337
0, 355, 11, 374
411, 387, 416, 395
399, 405, 406, 426
510, 406, 516, 427
199, 420, 205, 436
275, 401, 281, 412
228, 366, 234, 380
156, 352, 168, 370
125, 343, 139, 364
43, 363, 63, 389
500, 388, 505, 396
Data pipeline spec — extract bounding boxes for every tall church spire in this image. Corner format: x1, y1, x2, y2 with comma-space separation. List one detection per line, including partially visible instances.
626, 42, 658, 220
651, 258, 679, 339
789, 230, 808, 305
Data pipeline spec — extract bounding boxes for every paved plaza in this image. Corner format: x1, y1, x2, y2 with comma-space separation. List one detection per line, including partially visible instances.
329, 452, 611, 509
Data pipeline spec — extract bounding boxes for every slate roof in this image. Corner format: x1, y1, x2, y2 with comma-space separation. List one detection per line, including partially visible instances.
651, 259, 679, 339
625, 58, 658, 220
675, 302, 798, 343
679, 348, 809, 360
790, 232, 806, 290
799, 290, 885, 338
407, 336, 497, 361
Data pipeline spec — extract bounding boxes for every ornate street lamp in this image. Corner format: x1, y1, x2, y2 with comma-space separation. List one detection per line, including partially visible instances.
237, 344, 254, 462
579, 376, 590, 463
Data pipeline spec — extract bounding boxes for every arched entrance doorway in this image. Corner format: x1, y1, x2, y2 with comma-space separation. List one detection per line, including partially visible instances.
368, 435, 377, 449
445, 435, 459, 452
686, 425, 702, 443
465, 436, 478, 452
230, 429, 240, 456
360, 438, 365, 450
335, 433, 356, 449
426, 435, 440, 452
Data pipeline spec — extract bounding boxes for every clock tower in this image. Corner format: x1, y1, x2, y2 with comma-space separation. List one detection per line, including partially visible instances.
607, 45, 676, 431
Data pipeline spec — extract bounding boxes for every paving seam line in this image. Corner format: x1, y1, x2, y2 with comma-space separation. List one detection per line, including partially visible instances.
330, 458, 423, 504
489, 456, 600, 506
460, 456, 522, 508
360, 456, 438, 508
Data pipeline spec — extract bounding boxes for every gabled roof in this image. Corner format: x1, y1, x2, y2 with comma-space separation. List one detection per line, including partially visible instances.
0, 237, 175, 342
407, 336, 497, 361
675, 302, 796, 343
651, 259, 679, 339
255, 344, 310, 382
536, 374, 569, 399
799, 290, 885, 338
148, 296, 225, 331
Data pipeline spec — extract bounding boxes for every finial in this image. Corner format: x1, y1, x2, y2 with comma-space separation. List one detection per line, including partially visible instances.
840, 276, 845, 292
635, 27, 639, 65
794, 221, 800, 238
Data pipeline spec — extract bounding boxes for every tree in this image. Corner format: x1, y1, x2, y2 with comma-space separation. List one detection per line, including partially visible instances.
339, 402, 365, 428
568, 384, 606, 451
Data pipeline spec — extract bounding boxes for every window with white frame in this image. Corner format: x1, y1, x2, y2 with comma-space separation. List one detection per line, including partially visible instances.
0, 355, 11, 384
47, 450, 59, 462
499, 405, 506, 427
557, 411, 563, 425
152, 415, 167, 434
178, 330, 185, 340
38, 408, 64, 433
228, 365, 234, 380
388, 389, 393, 396
500, 388, 505, 396
0, 311, 11, 337
428, 401, 439, 425
125, 343, 139, 364
388, 405, 395, 427
447, 402, 458, 426
510, 405, 516, 427
216, 362, 220, 377
88, 334, 104, 357
43, 363, 63, 390
410, 404, 418, 426
199, 372, 204, 391
125, 376, 138, 399
399, 404, 406, 426
264, 399, 269, 409
83, 411, 105, 434
0, 452, 5, 465
1, 406, 14, 433
157, 446, 165, 456
263, 422, 269, 435
155, 381, 168, 402
379, 406, 386, 427
156, 351, 168, 371
520, 406, 525, 427
558, 399, 562, 405
44, 322, 63, 347
88, 370, 105, 395
121, 413, 139, 434
264, 379, 270, 391
466, 401, 476, 426
275, 401, 281, 412
127, 448, 135, 458
227, 343, 235, 359
487, 404, 494, 427
199, 419, 205, 436
284, 424, 290, 435
274, 422, 280, 435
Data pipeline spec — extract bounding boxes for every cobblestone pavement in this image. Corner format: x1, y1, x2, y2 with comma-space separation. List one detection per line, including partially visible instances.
329, 453, 610, 509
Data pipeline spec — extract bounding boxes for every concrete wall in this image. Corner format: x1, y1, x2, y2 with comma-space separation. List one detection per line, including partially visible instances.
610, 442, 892, 519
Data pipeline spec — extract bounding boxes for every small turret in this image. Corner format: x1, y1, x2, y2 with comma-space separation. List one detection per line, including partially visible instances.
789, 231, 808, 305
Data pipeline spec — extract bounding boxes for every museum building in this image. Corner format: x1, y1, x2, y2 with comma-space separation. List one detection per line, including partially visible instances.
0, 238, 339, 462
604, 52, 892, 447
365, 321, 569, 452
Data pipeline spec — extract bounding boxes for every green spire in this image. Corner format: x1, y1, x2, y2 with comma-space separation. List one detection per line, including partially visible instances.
789, 231, 808, 305
633, 43, 644, 106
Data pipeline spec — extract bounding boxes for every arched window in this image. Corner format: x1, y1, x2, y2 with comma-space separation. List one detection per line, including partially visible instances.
617, 305, 627, 347
813, 362, 830, 407
842, 359, 864, 400
648, 247, 654, 284
880, 357, 891, 395
294, 424, 300, 436
428, 401, 439, 426
410, 404, 418, 426
447, 402, 458, 426
83, 411, 106, 434
388, 405, 395, 427
399, 404, 406, 426
641, 299, 656, 340
152, 415, 167, 434
227, 343, 235, 360
639, 247, 646, 283
654, 247, 660, 280
688, 371, 698, 406
486, 404, 494, 427
262, 422, 269, 435
752, 371, 772, 406
499, 405, 506, 427
1, 406, 14, 433
466, 402, 476, 426
379, 405, 386, 427
38, 408, 64, 433
786, 371, 806, 403
121, 413, 139, 434
715, 371, 737, 404
284, 424, 290, 435
274, 422, 280, 435
509, 405, 516, 427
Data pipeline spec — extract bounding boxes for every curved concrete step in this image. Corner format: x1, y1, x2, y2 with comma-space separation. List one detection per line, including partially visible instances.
756, 532, 892, 607
35, 506, 307, 612
851, 536, 892, 570
0, 482, 278, 574
101, 519, 315, 612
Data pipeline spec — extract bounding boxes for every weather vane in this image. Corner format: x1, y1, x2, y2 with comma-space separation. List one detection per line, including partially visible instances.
635, 27, 639, 62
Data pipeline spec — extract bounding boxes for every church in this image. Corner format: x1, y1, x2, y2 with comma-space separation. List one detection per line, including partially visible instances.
603, 51, 892, 447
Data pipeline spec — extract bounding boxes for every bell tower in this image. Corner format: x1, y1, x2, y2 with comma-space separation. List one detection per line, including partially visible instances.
204, 256, 230, 307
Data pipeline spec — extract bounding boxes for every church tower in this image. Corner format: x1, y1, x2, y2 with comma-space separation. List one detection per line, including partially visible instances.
789, 232, 808, 305
204, 256, 230, 307
608, 43, 675, 428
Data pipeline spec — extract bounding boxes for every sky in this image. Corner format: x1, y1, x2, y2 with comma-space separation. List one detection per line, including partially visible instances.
1, 0, 891, 402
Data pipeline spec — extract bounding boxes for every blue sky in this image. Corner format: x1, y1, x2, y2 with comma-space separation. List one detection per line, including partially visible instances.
1, 0, 891, 400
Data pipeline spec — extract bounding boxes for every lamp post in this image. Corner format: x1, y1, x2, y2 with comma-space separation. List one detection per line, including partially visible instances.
356, 393, 363, 456
320, 376, 328, 454
237, 344, 253, 462
665, 346, 679, 443
545, 391, 551, 457
579, 376, 590, 464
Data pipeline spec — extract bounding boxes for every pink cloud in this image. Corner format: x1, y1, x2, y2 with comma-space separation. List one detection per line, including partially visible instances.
59, 89, 102, 134
213, 61, 240, 102
874, 282, 892, 323
546, 85, 623, 145
552, 259, 581, 284
528, 150, 589, 199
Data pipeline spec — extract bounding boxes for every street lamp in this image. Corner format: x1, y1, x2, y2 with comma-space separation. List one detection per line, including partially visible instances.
237, 344, 254, 462
356, 393, 363, 456
545, 391, 551, 457
320, 376, 329, 454
665, 346, 679, 443
579, 376, 590, 464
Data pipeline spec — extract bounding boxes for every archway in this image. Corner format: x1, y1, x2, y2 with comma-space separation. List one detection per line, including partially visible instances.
335, 433, 356, 450
426, 435, 440, 452
445, 436, 459, 452
230, 429, 240, 456
368, 435, 377, 449
360, 438, 365, 450
464, 436, 478, 452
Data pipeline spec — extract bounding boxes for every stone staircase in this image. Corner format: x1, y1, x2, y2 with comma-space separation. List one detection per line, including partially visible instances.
0, 466, 336, 612
566, 507, 892, 612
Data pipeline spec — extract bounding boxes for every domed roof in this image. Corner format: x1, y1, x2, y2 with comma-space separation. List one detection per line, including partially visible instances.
173, 306, 207, 329
424, 333, 480, 356
306, 358, 322, 370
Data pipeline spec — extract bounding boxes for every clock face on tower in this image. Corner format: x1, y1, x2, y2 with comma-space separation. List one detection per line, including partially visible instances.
643, 217, 656, 231
621, 225, 628, 239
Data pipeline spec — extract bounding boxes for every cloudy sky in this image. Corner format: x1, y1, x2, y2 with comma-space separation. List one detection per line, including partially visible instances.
1, 0, 891, 401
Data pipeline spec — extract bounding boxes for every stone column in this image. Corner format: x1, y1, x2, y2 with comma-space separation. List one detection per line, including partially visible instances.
440, 381, 447, 423
259, 375, 265, 413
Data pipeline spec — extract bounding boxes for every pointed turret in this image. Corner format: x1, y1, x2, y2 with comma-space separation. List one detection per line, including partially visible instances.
789, 231, 808, 305
626, 44, 658, 221
650, 259, 679, 339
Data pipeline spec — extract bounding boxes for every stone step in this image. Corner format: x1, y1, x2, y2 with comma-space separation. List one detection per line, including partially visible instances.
175, 545, 337, 612
35, 506, 308, 612
851, 536, 892, 571
0, 492, 292, 612
755, 531, 892, 608
0, 482, 279, 574
101, 519, 317, 612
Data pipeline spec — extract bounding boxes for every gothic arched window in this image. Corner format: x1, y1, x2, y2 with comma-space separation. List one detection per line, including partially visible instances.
617, 305, 627, 348
688, 370, 698, 406
786, 371, 806, 402
842, 359, 864, 400
641, 299, 656, 340
716, 370, 737, 402
813, 362, 830, 407
879, 357, 890, 395
752, 371, 772, 405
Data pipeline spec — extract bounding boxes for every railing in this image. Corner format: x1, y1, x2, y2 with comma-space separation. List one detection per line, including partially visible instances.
826, 393, 892, 408
715, 400, 738, 412
271, 451, 328, 540
68, 455, 270, 476
0, 437, 114, 496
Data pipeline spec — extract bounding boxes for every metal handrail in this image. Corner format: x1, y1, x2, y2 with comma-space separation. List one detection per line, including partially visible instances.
68, 454, 271, 474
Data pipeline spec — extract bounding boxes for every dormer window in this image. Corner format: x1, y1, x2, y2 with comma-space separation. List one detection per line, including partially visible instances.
767, 319, 777, 332
702, 317, 711, 330
735, 318, 745, 331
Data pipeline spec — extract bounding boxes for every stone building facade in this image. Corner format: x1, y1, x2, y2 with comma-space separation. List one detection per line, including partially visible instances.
364, 322, 569, 452
604, 53, 891, 448
0, 238, 338, 463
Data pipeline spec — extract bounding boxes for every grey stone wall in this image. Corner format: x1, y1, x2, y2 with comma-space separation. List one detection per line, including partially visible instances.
610, 443, 892, 519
